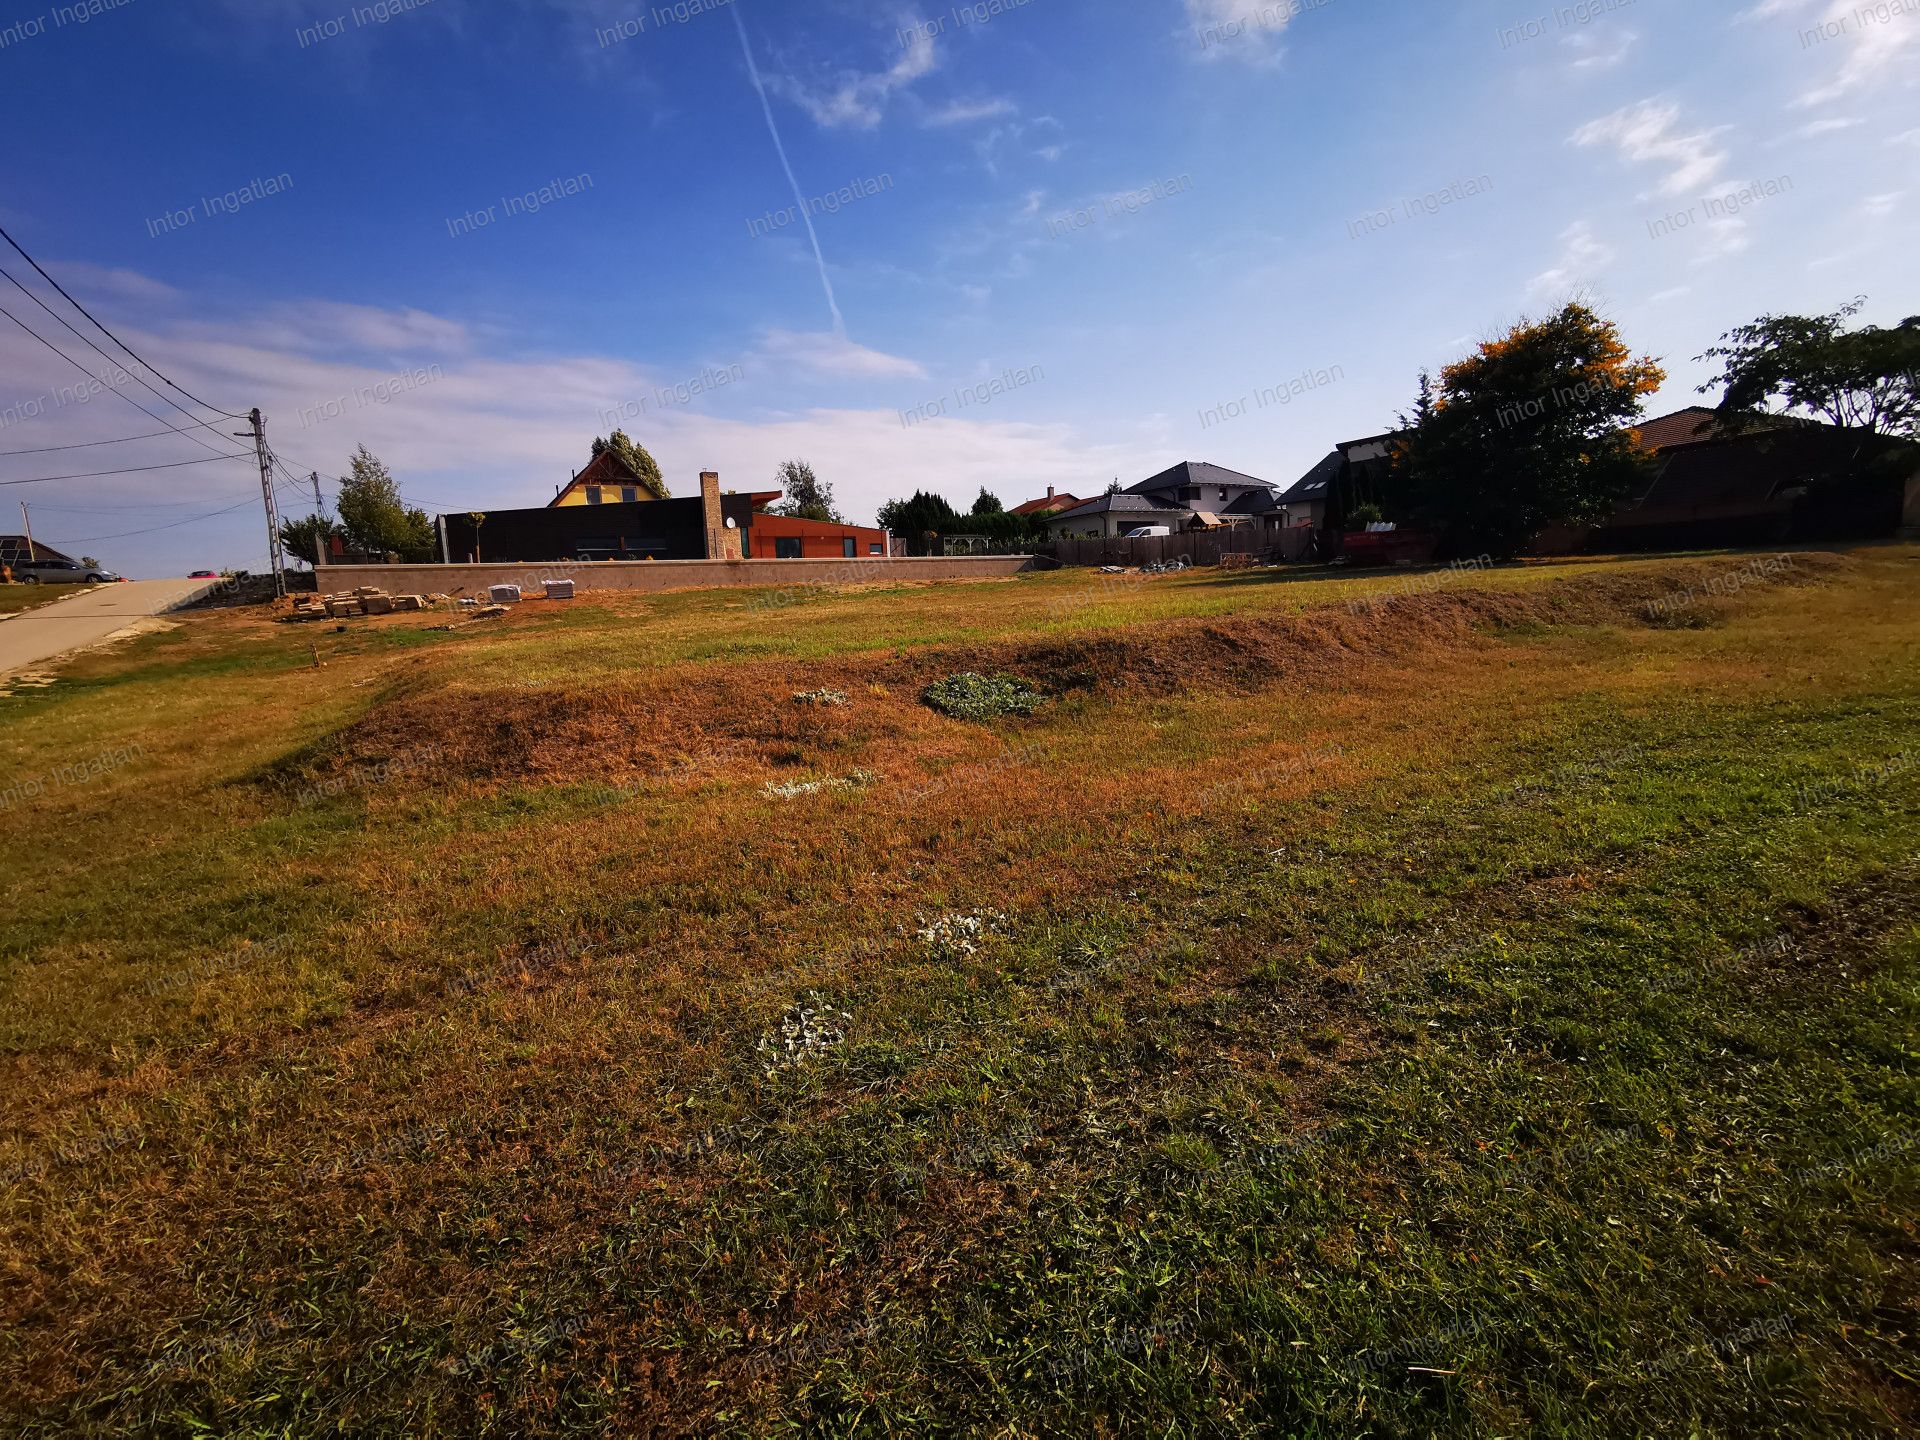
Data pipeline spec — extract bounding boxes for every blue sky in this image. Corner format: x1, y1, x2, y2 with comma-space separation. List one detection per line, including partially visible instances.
0, 0, 1914, 575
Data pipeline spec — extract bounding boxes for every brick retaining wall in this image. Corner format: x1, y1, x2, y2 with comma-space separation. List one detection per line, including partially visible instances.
313, 554, 1037, 596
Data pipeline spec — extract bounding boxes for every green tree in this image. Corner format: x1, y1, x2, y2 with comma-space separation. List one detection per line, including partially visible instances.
875, 490, 964, 556
278, 514, 343, 568
773, 459, 841, 522
1389, 303, 1666, 558
1698, 298, 1918, 442
336, 446, 435, 562
590, 430, 668, 499
971, 487, 1004, 516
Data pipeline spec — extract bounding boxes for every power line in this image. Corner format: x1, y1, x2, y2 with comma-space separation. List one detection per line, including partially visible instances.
42, 493, 263, 544
0, 303, 250, 463
0, 425, 250, 457
0, 263, 248, 456
25, 493, 264, 512
0, 453, 251, 488
0, 222, 246, 420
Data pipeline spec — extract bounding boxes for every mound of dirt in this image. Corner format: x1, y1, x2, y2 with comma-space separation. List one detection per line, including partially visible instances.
279, 553, 1850, 796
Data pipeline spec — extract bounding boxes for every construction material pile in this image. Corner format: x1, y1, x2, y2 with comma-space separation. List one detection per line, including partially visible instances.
289, 586, 439, 622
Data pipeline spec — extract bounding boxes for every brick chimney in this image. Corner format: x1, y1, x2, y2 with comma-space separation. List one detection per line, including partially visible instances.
700, 470, 740, 560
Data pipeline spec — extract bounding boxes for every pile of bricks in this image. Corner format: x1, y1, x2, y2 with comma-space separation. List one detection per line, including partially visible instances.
290, 586, 435, 622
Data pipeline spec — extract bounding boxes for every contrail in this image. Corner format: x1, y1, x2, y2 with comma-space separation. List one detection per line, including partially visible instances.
731, 3, 845, 337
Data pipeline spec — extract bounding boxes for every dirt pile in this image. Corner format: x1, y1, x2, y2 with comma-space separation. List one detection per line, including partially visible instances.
283, 553, 1851, 794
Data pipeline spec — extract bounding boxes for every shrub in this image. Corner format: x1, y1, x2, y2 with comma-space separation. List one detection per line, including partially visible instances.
921, 672, 1045, 721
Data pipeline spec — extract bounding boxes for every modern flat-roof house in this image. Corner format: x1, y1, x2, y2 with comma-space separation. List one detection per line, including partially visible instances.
441, 468, 887, 564
1045, 462, 1278, 539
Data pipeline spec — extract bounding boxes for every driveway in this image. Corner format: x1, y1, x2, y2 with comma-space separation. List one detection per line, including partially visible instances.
0, 579, 218, 679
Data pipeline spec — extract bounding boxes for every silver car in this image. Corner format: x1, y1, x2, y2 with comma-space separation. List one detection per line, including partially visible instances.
14, 558, 120, 584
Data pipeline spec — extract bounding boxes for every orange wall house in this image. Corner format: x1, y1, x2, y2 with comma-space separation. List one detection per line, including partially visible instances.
747, 512, 889, 560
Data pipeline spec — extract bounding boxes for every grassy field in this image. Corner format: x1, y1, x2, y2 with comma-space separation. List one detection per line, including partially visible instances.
0, 547, 1915, 1437
0, 583, 95, 617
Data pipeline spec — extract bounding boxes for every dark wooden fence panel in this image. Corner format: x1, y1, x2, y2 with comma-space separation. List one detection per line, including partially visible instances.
1039, 527, 1314, 569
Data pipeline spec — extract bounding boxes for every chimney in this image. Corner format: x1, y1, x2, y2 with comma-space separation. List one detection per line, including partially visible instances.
700, 470, 739, 561
1046, 485, 1054, 499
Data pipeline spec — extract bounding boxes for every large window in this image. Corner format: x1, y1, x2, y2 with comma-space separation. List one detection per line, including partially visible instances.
621, 487, 639, 504
585, 486, 603, 505
774, 536, 803, 559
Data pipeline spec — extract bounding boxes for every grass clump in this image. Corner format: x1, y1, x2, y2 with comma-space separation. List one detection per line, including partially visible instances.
921, 671, 1046, 721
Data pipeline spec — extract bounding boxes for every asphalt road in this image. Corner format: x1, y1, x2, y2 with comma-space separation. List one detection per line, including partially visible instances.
0, 580, 217, 679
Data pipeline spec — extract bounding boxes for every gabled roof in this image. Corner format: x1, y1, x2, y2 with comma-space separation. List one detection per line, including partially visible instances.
1632, 407, 1726, 453
0, 536, 78, 566
549, 448, 650, 507
1126, 461, 1274, 497
1048, 493, 1191, 522
1010, 492, 1086, 517
1277, 450, 1343, 504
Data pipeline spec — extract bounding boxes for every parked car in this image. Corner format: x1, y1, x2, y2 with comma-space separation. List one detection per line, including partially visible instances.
188, 570, 219, 579
14, 558, 120, 584
1123, 525, 1173, 539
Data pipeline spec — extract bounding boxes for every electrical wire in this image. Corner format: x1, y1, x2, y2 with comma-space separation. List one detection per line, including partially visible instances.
0, 452, 251, 488
43, 494, 263, 544
0, 425, 248, 458
0, 223, 247, 419
0, 303, 250, 464
0, 264, 249, 457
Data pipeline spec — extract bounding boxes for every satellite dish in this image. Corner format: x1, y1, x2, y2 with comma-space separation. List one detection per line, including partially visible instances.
725, 518, 738, 529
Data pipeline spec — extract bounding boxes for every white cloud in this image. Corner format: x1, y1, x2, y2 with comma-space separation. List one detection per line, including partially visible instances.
1572, 99, 1731, 198
1891, 127, 1920, 146
753, 328, 927, 380
773, 27, 937, 129
1564, 28, 1638, 71
1781, 115, 1865, 140
1861, 191, 1903, 216
0, 278, 1140, 570
52, 261, 182, 307
1797, 0, 1920, 105
1184, 0, 1293, 63
921, 97, 1017, 127
1529, 220, 1614, 297
257, 301, 471, 357
1693, 217, 1751, 264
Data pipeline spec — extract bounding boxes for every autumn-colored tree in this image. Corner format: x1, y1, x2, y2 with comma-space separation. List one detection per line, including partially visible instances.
1389, 303, 1665, 558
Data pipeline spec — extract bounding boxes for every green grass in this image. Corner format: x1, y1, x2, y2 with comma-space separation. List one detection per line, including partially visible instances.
0, 583, 95, 616
0, 546, 1915, 1436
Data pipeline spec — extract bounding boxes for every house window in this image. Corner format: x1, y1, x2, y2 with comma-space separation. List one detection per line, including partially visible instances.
869, 542, 884, 555
621, 486, 639, 504
774, 536, 803, 559
843, 537, 858, 558
586, 486, 603, 505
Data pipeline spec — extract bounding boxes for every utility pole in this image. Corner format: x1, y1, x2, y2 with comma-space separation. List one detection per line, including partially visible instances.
243, 408, 286, 597
19, 501, 36, 561
310, 471, 323, 516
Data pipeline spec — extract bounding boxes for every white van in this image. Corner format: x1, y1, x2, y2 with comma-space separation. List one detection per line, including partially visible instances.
1123, 526, 1172, 539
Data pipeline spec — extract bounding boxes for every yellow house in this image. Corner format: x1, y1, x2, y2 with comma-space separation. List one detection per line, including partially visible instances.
550, 450, 656, 507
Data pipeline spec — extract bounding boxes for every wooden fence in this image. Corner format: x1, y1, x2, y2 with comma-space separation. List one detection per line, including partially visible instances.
1041, 527, 1314, 570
